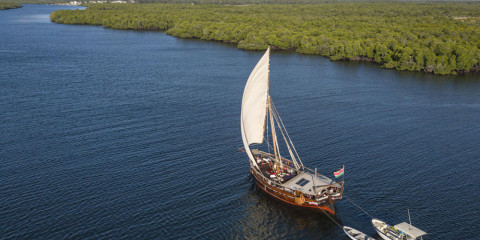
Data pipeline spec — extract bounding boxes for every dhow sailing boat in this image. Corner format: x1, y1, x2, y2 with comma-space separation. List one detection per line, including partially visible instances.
240, 47, 344, 215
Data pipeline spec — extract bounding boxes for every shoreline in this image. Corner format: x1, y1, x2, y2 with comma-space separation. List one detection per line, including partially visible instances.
0, 3, 23, 10
49, 3, 480, 76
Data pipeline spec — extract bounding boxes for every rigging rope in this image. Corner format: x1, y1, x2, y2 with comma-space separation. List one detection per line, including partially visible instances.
271, 104, 299, 170
262, 100, 376, 232
343, 195, 375, 219
270, 101, 305, 168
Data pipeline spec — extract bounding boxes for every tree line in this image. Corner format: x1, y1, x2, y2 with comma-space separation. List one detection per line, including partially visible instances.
0, 2, 22, 9
50, 2, 480, 75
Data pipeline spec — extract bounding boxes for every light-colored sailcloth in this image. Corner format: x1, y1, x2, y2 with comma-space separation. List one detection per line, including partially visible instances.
241, 47, 270, 166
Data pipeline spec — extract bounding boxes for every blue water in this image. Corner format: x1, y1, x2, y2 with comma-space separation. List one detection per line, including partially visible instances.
1, 4, 479, 239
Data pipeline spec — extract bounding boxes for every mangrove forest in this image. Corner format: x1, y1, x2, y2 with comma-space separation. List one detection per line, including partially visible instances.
0, 2, 22, 10
50, 2, 480, 75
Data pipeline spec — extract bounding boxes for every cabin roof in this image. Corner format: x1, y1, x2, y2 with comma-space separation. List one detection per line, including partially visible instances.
394, 222, 427, 238
282, 172, 339, 195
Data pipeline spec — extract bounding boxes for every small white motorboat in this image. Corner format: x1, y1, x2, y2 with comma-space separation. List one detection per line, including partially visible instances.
372, 218, 427, 240
343, 226, 376, 240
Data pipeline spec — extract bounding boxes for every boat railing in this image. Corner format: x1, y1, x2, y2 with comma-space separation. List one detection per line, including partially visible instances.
252, 149, 343, 182
252, 149, 316, 173
242, 148, 344, 202
241, 148, 344, 182
252, 166, 330, 204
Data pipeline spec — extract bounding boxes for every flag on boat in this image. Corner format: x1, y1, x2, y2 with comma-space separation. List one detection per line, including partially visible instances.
334, 166, 344, 178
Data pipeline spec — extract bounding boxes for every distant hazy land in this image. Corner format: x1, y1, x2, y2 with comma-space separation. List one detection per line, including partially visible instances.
50, 2, 480, 75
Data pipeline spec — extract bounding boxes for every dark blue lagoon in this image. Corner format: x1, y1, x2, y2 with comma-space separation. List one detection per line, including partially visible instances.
1, 4, 479, 240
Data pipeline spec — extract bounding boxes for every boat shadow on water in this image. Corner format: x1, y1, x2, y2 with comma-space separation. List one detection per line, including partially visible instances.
247, 174, 343, 231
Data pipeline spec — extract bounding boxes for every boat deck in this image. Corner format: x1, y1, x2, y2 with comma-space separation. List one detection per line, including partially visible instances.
282, 172, 339, 195
253, 154, 341, 196
255, 157, 297, 184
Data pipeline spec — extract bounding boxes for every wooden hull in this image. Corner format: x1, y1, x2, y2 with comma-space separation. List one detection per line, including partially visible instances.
250, 167, 337, 215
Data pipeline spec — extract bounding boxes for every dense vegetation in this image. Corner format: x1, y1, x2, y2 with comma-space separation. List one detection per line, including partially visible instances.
0, 2, 22, 9
50, 2, 480, 75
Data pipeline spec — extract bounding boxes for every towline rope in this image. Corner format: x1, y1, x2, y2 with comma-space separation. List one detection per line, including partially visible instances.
318, 207, 343, 228
344, 195, 375, 219
316, 195, 375, 232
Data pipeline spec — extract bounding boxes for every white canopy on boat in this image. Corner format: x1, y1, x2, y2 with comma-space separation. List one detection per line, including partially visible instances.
394, 222, 427, 239
282, 172, 339, 195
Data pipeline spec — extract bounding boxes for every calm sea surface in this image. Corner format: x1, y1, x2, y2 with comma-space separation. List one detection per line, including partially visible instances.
1, 4, 479, 240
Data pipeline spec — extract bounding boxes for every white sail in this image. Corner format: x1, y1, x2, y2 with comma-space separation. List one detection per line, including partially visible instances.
241, 47, 270, 167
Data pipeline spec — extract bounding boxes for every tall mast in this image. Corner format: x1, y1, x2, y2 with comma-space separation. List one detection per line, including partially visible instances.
268, 96, 282, 170
271, 101, 301, 170
268, 97, 278, 161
